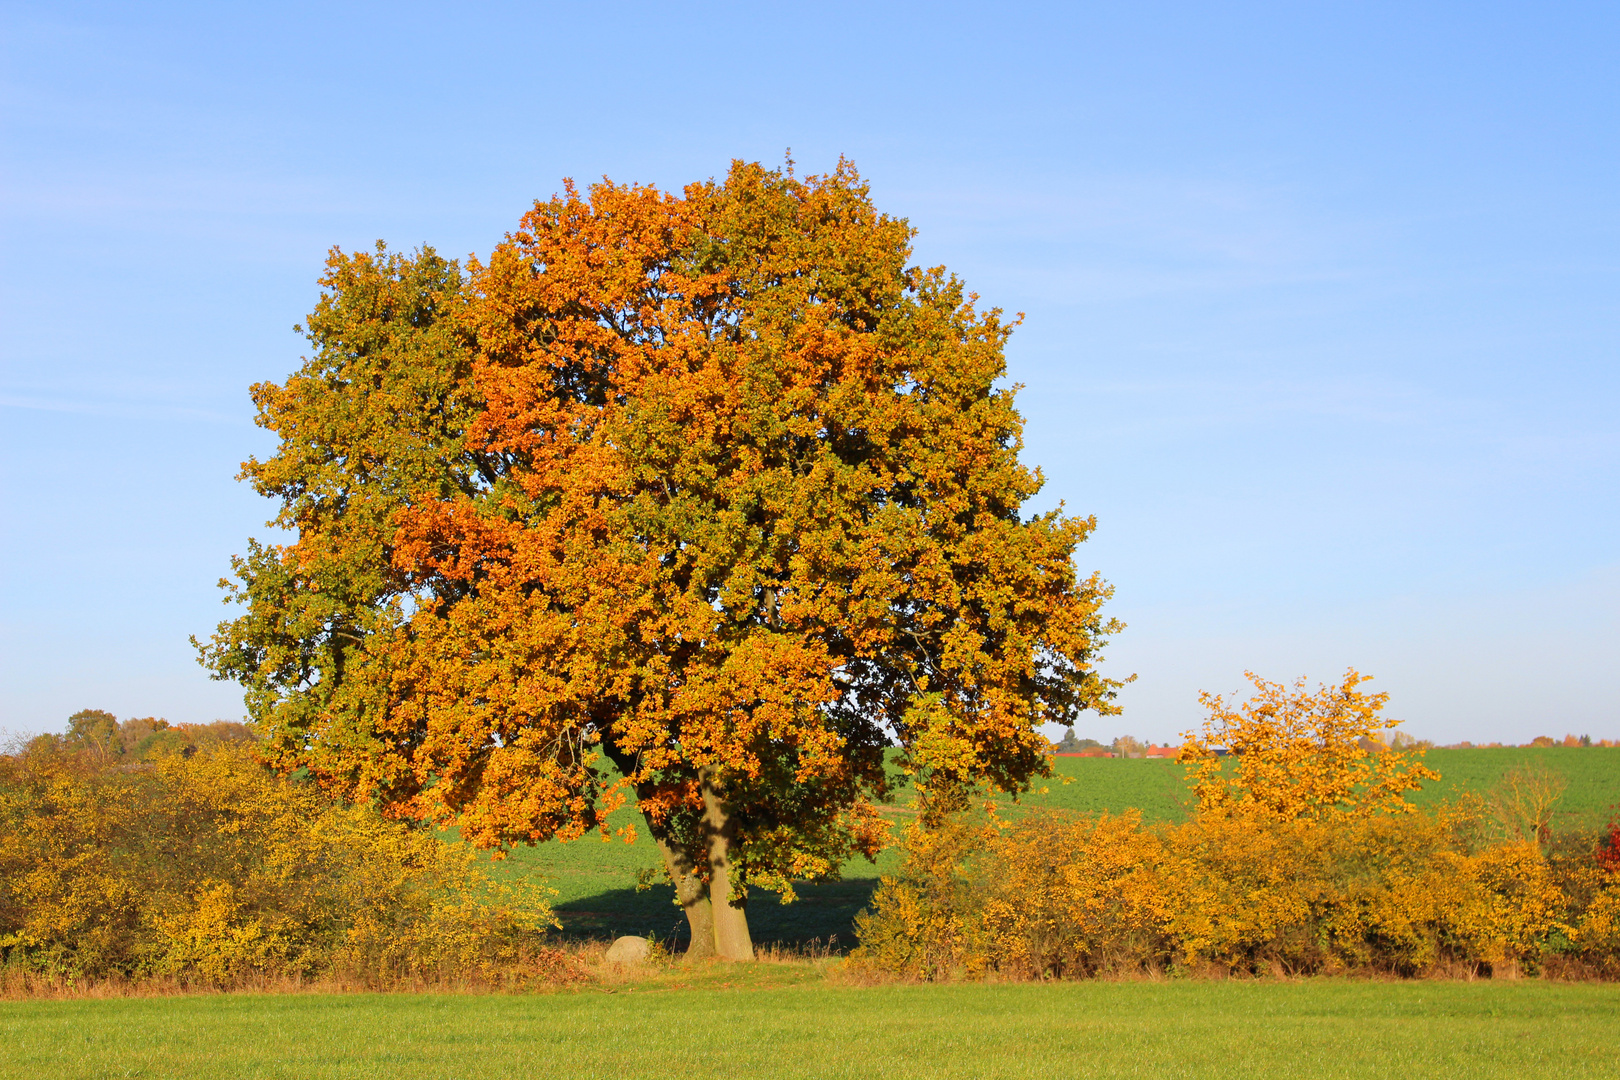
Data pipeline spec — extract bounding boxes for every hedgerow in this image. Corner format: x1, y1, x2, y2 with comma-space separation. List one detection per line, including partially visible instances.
854, 671, 1620, 980
0, 735, 556, 986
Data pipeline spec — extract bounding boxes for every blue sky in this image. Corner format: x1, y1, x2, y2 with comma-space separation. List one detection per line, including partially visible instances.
2, 1, 1615, 744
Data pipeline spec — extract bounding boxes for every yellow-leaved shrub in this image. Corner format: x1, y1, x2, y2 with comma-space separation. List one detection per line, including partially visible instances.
854, 671, 1620, 980
0, 738, 555, 985
854, 808, 1606, 980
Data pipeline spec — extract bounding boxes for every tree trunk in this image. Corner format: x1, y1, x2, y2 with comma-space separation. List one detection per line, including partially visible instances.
701, 768, 754, 961
601, 739, 751, 961
602, 738, 720, 961
650, 830, 717, 961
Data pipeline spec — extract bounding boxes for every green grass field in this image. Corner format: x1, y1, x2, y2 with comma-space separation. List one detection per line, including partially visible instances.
501, 747, 1618, 948
1023, 747, 1620, 827
5, 978, 1617, 1079
1407, 747, 1620, 826
494, 755, 1196, 946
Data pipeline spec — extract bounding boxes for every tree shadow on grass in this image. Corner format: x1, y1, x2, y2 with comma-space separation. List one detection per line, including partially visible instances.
551, 877, 881, 954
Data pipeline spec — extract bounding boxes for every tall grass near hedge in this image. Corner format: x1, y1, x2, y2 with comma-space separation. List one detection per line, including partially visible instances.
0, 738, 556, 987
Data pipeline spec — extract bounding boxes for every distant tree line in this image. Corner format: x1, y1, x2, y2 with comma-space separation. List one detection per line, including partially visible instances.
41, 709, 254, 762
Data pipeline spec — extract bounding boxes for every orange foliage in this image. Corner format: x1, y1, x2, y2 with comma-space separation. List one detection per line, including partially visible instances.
199, 159, 1123, 957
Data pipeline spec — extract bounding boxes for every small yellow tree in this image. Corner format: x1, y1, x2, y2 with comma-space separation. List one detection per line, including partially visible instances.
1179, 669, 1438, 822
1489, 761, 1567, 849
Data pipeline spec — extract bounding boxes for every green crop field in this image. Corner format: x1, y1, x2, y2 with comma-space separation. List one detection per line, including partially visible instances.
5, 978, 1617, 1079
486, 796, 898, 950
495, 747, 1618, 948
1016, 747, 1620, 827
492, 755, 1198, 946
1407, 747, 1620, 826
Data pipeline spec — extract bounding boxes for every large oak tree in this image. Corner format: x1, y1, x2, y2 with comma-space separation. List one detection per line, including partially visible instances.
199, 160, 1123, 959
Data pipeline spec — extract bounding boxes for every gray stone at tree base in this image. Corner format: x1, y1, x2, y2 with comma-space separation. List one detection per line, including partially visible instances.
603, 935, 652, 966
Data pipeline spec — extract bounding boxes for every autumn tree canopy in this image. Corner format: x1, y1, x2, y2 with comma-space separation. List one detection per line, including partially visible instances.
198, 159, 1124, 959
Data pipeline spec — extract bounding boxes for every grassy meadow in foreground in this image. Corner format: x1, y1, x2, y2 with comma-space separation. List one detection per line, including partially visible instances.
5, 977, 1617, 1080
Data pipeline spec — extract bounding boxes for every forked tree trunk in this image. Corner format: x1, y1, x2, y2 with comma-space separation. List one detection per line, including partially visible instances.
644, 798, 752, 961
701, 769, 754, 961
611, 740, 754, 962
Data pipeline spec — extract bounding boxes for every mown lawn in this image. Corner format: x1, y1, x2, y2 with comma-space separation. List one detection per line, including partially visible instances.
5, 977, 1617, 1079
495, 747, 1618, 949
